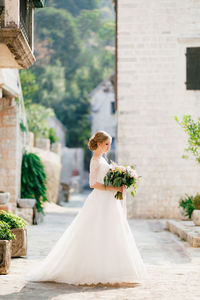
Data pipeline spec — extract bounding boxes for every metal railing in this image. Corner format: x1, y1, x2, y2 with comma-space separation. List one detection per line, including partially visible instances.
20, 0, 31, 45
0, 0, 32, 47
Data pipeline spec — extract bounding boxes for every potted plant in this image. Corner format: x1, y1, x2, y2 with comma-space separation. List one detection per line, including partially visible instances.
21, 151, 48, 225
0, 221, 15, 274
192, 194, 200, 226
179, 194, 194, 220
0, 191, 10, 205
0, 210, 27, 257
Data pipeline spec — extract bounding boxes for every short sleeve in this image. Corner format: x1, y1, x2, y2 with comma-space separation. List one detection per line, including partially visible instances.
89, 157, 101, 187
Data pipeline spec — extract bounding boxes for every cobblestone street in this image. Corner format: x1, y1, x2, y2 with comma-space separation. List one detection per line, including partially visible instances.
0, 191, 200, 300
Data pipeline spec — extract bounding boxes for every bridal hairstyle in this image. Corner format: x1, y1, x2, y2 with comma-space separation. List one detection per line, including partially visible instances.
88, 131, 112, 151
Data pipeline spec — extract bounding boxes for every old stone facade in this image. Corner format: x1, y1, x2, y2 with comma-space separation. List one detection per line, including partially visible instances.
117, 1, 200, 218
0, 0, 45, 214
0, 69, 25, 212
0, 0, 44, 68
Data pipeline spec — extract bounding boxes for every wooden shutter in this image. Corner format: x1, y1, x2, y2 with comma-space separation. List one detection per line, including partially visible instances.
186, 47, 200, 90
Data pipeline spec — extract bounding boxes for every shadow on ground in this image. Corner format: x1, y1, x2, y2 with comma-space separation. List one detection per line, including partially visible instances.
1, 281, 140, 300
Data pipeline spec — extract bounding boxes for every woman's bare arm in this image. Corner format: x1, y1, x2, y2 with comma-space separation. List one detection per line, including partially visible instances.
90, 182, 124, 193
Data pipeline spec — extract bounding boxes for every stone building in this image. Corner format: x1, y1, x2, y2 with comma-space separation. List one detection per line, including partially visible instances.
0, 0, 44, 68
90, 75, 117, 159
117, 1, 200, 218
0, 0, 44, 212
47, 116, 67, 148
0, 69, 25, 212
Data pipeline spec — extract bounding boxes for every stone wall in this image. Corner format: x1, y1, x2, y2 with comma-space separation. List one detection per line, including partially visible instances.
59, 147, 84, 201
26, 134, 62, 204
117, 0, 200, 219
0, 97, 24, 212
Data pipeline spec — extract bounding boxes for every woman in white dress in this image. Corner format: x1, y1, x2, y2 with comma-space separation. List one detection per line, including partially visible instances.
26, 131, 148, 287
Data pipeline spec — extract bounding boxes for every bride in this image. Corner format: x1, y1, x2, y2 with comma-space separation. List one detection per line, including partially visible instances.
26, 131, 148, 287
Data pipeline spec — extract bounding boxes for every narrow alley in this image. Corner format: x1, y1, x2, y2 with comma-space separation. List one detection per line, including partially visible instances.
0, 191, 200, 300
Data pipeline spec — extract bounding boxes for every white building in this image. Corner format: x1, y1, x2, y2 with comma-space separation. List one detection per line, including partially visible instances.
47, 116, 67, 148
90, 75, 117, 158
117, 1, 200, 219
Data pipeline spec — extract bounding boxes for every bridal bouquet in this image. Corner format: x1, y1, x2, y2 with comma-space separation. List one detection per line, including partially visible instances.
104, 161, 140, 200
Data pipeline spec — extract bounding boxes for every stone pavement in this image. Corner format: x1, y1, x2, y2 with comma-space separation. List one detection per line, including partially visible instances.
0, 190, 200, 300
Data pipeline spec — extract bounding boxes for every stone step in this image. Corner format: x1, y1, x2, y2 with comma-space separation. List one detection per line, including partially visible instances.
166, 220, 200, 247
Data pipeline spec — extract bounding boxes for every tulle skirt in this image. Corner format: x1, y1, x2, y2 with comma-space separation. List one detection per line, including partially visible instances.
25, 189, 148, 285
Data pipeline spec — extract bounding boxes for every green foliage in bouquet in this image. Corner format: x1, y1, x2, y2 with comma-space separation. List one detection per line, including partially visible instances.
179, 194, 194, 219
104, 162, 140, 200
21, 151, 48, 214
0, 221, 16, 240
0, 210, 26, 228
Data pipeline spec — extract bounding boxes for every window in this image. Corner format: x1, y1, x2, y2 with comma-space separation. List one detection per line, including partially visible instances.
111, 101, 115, 114
186, 47, 200, 90
111, 137, 115, 150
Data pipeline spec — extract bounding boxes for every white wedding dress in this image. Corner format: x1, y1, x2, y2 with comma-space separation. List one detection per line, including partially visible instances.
26, 156, 148, 286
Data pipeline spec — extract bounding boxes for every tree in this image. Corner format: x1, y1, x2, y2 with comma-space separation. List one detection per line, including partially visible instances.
28, 1, 115, 150
26, 104, 55, 139
35, 7, 81, 77
47, 0, 100, 16
175, 115, 200, 163
19, 70, 38, 106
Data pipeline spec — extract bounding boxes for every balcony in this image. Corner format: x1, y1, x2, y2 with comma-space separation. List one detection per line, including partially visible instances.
0, 0, 44, 69
0, 68, 20, 97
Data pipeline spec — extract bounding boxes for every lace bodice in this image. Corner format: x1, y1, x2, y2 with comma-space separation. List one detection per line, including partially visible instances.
89, 156, 110, 186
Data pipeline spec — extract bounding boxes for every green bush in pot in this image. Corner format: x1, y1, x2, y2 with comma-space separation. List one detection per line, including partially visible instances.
179, 194, 194, 219
0, 221, 16, 274
21, 151, 48, 214
0, 210, 26, 229
192, 194, 200, 226
192, 194, 200, 210
0, 221, 16, 241
0, 211, 27, 257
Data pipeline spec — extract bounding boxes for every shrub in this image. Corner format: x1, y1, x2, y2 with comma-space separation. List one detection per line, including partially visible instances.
0, 210, 26, 228
192, 194, 200, 210
48, 127, 59, 145
21, 151, 48, 214
179, 194, 194, 219
175, 115, 200, 163
0, 221, 16, 240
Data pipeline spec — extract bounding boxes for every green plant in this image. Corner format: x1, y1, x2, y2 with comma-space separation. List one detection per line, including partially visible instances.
26, 104, 55, 139
192, 194, 200, 210
20, 120, 27, 132
175, 115, 200, 163
21, 151, 48, 214
0, 210, 26, 228
179, 194, 195, 219
48, 128, 59, 145
0, 221, 16, 240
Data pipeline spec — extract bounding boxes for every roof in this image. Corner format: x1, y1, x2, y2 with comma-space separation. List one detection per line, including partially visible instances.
89, 74, 115, 98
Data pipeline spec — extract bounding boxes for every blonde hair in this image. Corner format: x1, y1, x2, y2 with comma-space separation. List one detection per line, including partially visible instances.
88, 131, 112, 151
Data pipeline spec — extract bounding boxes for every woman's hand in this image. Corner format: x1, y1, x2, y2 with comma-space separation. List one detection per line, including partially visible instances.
116, 185, 125, 193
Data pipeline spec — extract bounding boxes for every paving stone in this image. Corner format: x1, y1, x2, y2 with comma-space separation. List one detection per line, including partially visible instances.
0, 193, 200, 299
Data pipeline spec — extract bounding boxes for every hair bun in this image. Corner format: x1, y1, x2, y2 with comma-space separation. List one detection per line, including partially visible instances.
88, 137, 98, 151
88, 131, 111, 151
